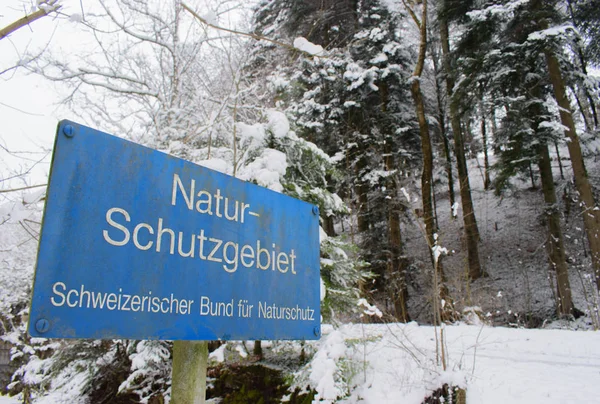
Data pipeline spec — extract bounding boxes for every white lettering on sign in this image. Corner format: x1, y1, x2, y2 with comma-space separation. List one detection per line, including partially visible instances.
47, 282, 316, 322
199, 296, 234, 317
101, 172, 305, 276
102, 207, 297, 274
171, 174, 260, 222
257, 301, 315, 321
50, 282, 195, 315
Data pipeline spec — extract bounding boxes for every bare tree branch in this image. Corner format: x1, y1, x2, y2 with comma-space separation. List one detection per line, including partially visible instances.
401, 0, 422, 29
19, 220, 39, 241
181, 2, 303, 54
0, 184, 47, 194
0, 1, 62, 41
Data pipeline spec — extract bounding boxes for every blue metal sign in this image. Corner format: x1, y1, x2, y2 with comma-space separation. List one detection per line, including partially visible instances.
28, 120, 321, 341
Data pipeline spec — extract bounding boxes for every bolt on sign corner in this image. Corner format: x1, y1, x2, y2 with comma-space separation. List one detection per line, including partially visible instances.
28, 120, 321, 341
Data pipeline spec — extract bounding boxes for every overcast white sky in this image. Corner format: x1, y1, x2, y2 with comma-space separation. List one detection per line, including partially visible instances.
0, 1, 87, 187
1, 0, 255, 190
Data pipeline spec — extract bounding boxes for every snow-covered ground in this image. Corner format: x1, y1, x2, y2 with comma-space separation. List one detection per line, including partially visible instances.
305, 322, 600, 404
3, 322, 597, 403
3, 156, 599, 403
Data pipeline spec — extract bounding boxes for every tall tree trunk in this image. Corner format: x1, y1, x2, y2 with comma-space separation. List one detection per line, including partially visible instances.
545, 48, 600, 290
381, 81, 410, 321
439, 11, 483, 280
573, 86, 593, 132
323, 215, 336, 237
406, 0, 435, 250
480, 100, 491, 190
554, 141, 565, 180
432, 38, 456, 210
441, 123, 456, 210
355, 157, 370, 233
406, 0, 455, 321
528, 162, 537, 189
412, 80, 436, 249
385, 152, 410, 322
537, 143, 575, 317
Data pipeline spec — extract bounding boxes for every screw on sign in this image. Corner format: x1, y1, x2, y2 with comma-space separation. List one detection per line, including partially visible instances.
35, 318, 50, 333
62, 124, 74, 137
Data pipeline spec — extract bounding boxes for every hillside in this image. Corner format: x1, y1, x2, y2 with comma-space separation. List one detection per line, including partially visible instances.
401, 153, 599, 328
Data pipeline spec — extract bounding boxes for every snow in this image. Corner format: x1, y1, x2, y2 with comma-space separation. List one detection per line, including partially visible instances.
432, 242, 448, 264
2, 2, 600, 403
238, 148, 287, 192
319, 226, 328, 243
539, 120, 569, 133
22, 189, 45, 205
0, 201, 32, 224
308, 330, 347, 402
370, 52, 388, 64
293, 37, 325, 56
357, 299, 382, 318
266, 109, 290, 138
36, 1, 61, 13
235, 344, 248, 358
451, 202, 459, 218
68, 13, 82, 23
466, 0, 531, 22
197, 158, 230, 174
368, 27, 386, 42
267, 74, 290, 91
528, 25, 574, 42
202, 10, 218, 25
299, 323, 600, 404
209, 343, 227, 363
238, 122, 266, 143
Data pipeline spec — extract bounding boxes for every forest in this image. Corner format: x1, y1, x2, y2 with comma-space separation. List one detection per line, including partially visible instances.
1, 0, 600, 403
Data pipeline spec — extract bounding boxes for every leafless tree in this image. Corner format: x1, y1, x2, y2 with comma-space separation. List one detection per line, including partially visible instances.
0, 0, 62, 76
32, 0, 255, 155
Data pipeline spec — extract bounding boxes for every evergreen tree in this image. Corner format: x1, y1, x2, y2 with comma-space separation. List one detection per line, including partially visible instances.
569, 0, 600, 66
452, 0, 587, 316
252, 0, 421, 321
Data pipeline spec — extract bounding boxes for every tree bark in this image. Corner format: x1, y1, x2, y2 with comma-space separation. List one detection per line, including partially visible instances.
439, 12, 483, 280
554, 142, 565, 180
405, 0, 436, 250
0, 1, 60, 41
171, 341, 208, 404
432, 38, 456, 210
253, 340, 263, 360
355, 157, 370, 233
411, 80, 436, 250
480, 101, 491, 190
386, 155, 410, 322
405, 0, 455, 321
323, 215, 336, 237
537, 143, 575, 316
381, 80, 410, 321
441, 119, 456, 210
545, 49, 600, 290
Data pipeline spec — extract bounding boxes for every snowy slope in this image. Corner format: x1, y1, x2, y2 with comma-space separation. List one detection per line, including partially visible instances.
3, 322, 596, 403
398, 151, 599, 327
305, 323, 600, 404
